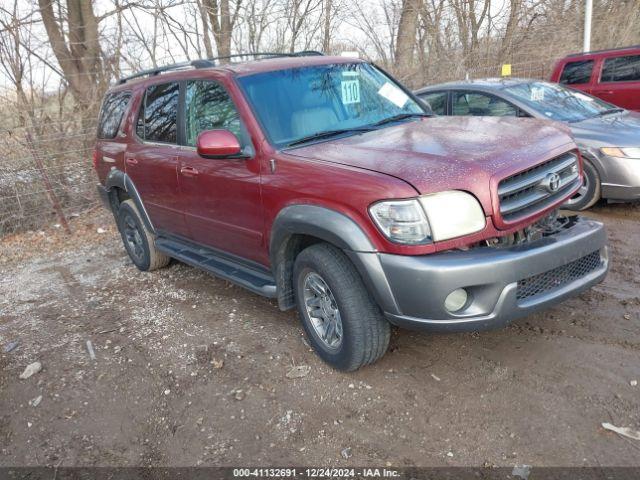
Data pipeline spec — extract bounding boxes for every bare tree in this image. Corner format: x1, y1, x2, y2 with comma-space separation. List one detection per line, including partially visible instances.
202, 0, 242, 58
395, 0, 422, 79
322, 0, 332, 51
37, 0, 106, 111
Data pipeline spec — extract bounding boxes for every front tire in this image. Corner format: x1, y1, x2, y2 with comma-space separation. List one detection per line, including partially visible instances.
117, 199, 170, 271
564, 159, 601, 211
293, 243, 390, 371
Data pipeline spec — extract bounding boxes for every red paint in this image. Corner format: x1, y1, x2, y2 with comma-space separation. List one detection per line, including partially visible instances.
197, 129, 242, 157
92, 149, 100, 169
95, 56, 579, 268
550, 46, 640, 111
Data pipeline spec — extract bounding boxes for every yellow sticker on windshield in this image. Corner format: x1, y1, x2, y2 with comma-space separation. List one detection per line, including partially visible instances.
341, 79, 360, 105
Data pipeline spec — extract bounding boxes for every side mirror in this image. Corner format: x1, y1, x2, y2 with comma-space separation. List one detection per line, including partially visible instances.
196, 129, 243, 158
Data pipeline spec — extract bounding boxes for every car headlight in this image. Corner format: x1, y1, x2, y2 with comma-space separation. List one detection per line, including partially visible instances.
369, 199, 432, 244
369, 191, 486, 244
601, 147, 640, 159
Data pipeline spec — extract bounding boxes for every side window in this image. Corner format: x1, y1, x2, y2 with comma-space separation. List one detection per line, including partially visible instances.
559, 60, 594, 85
97, 92, 131, 139
601, 55, 640, 82
185, 80, 242, 146
452, 92, 516, 116
420, 92, 447, 115
137, 82, 179, 143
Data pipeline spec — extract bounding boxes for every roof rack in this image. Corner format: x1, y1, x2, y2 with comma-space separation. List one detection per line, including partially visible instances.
117, 51, 324, 84
566, 44, 640, 57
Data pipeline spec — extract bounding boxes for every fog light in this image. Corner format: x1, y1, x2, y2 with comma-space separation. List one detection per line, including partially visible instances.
444, 288, 468, 312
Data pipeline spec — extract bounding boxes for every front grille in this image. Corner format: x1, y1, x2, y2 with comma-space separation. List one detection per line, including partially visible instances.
516, 250, 602, 301
498, 152, 581, 222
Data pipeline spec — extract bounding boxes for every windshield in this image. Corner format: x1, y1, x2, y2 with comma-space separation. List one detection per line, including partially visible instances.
503, 81, 619, 122
237, 62, 426, 147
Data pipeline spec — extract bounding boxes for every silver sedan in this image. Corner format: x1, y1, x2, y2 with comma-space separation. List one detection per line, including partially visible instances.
416, 79, 640, 210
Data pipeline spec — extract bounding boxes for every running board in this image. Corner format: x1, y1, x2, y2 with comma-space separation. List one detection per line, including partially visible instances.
155, 236, 277, 298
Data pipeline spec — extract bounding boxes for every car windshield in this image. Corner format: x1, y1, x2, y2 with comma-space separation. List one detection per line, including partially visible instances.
503, 81, 619, 123
237, 62, 426, 147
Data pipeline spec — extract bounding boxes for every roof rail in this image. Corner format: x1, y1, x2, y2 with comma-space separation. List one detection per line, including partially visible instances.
566, 44, 640, 57
117, 51, 324, 84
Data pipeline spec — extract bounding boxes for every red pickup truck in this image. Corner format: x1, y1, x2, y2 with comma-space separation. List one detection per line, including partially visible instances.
94, 53, 608, 371
551, 45, 640, 111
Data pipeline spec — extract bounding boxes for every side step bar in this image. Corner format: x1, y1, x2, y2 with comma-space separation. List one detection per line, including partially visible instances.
155, 236, 277, 298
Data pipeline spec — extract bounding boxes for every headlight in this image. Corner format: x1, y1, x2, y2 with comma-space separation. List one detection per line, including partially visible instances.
369, 199, 431, 244
601, 147, 640, 159
369, 191, 485, 244
418, 191, 485, 241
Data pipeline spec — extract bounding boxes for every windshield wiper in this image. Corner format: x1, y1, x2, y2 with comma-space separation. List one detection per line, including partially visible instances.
598, 107, 624, 116
285, 127, 374, 147
372, 112, 430, 127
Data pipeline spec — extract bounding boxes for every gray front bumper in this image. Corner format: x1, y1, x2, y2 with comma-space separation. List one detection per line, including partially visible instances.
350, 216, 608, 332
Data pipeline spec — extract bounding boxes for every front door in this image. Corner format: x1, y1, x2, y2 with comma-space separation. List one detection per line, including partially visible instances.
125, 82, 189, 237
178, 78, 265, 264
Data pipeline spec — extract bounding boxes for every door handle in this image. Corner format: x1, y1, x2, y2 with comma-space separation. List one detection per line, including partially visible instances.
180, 166, 199, 176
125, 157, 138, 166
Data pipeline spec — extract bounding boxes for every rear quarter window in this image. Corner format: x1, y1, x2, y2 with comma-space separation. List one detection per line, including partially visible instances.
97, 91, 131, 139
559, 60, 594, 85
601, 55, 640, 82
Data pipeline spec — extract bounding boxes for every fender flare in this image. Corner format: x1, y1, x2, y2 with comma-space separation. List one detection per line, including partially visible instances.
104, 168, 155, 234
269, 205, 376, 265
269, 204, 379, 310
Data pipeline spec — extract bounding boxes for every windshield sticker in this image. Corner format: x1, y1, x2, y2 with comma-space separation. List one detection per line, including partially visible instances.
531, 87, 545, 101
575, 92, 595, 102
341, 79, 361, 105
378, 82, 408, 108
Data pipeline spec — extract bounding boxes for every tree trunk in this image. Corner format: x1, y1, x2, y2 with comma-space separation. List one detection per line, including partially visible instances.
38, 0, 104, 122
395, 0, 422, 80
203, 0, 239, 59
198, 0, 215, 58
322, 0, 332, 52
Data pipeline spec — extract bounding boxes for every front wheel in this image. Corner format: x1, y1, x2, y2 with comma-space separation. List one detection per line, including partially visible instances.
564, 159, 601, 211
293, 243, 390, 371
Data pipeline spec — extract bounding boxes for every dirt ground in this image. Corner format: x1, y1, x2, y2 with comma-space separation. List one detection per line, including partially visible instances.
0, 203, 639, 468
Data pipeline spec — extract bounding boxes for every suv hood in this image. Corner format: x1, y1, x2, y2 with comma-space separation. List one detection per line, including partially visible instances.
570, 110, 640, 147
285, 116, 575, 213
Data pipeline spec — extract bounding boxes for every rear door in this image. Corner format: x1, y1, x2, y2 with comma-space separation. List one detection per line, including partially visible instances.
592, 53, 640, 111
124, 82, 190, 236
557, 59, 596, 94
177, 77, 264, 264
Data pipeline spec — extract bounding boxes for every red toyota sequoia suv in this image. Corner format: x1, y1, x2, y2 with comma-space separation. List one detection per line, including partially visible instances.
94, 52, 609, 371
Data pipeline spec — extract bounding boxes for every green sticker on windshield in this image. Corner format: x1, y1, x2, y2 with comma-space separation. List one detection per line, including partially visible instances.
341, 79, 360, 105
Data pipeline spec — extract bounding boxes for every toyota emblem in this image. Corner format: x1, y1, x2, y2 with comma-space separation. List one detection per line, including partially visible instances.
544, 172, 561, 192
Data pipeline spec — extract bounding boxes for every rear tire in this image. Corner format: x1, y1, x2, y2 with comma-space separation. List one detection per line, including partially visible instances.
564, 159, 601, 211
293, 243, 390, 371
117, 199, 170, 271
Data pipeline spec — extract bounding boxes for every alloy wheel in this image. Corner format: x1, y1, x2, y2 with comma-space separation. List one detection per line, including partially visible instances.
302, 272, 343, 350
122, 213, 145, 263
566, 173, 590, 206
